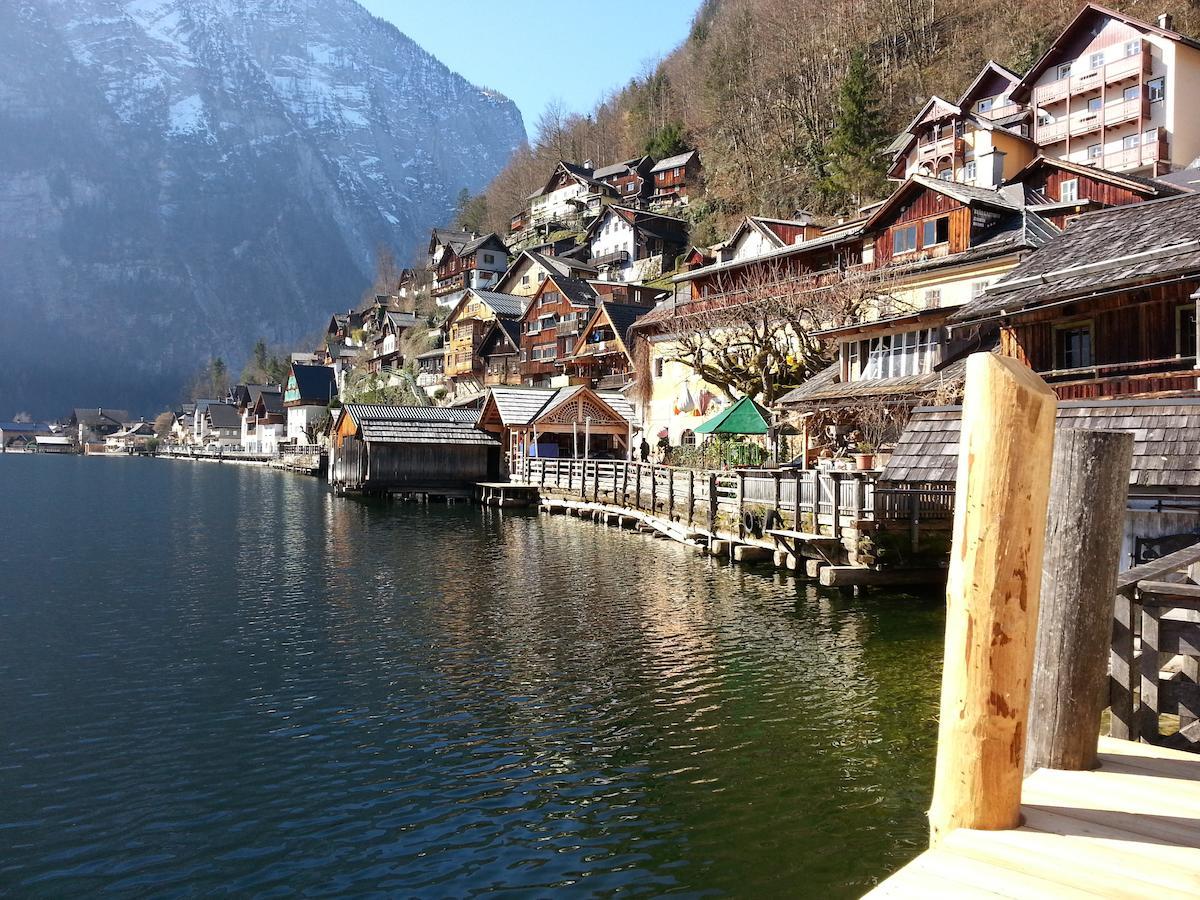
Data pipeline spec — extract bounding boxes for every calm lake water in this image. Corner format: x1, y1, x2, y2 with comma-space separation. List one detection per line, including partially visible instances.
0, 455, 944, 897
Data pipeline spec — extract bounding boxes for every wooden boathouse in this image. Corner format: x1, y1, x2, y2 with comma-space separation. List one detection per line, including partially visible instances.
329, 404, 500, 496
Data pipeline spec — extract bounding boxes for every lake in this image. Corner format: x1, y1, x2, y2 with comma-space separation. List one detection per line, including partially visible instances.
0, 455, 944, 896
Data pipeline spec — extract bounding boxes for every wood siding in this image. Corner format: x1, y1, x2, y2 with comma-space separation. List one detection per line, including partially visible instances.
873, 187, 973, 266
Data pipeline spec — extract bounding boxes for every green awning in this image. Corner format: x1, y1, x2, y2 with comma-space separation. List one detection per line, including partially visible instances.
694, 396, 770, 435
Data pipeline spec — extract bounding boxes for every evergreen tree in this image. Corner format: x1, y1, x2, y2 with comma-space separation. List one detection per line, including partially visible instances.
823, 51, 889, 211
644, 121, 688, 160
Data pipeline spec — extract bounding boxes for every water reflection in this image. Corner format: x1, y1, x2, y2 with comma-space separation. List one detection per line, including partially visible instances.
0, 456, 942, 897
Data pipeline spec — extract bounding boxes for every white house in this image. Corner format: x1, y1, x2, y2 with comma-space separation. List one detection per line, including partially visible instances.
284, 363, 338, 445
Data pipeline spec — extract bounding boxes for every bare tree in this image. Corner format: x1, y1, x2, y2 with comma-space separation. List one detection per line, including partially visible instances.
651, 256, 915, 407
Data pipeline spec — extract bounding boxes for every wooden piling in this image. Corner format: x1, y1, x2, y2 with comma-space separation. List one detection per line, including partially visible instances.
927, 354, 1057, 847
1025, 429, 1132, 775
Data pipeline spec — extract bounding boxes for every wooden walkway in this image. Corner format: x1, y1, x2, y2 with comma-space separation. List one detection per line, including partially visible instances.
867, 737, 1200, 898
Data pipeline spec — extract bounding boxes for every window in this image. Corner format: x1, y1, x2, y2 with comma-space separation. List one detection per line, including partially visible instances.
540, 291, 560, 307
922, 216, 949, 246
1148, 77, 1165, 102
851, 328, 940, 380
521, 274, 529, 286
1122, 134, 1139, 150
1057, 63, 1073, 79
673, 167, 682, 177
1060, 178, 1078, 203
963, 161, 977, 182
1089, 51, 1105, 70
892, 224, 918, 255
924, 289, 941, 308
1144, 128, 1159, 145
1087, 97, 1102, 112
937, 168, 953, 181
1124, 40, 1141, 57
1087, 143, 1102, 160
626, 182, 635, 192
977, 97, 994, 113
1123, 85, 1140, 102
654, 357, 665, 378
1178, 305, 1197, 358
483, 253, 495, 264
538, 272, 547, 282
1054, 322, 1093, 369
680, 429, 696, 449
1037, 110, 1052, 126
971, 280, 989, 299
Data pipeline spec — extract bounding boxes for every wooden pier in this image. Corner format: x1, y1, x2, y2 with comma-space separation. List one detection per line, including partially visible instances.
867, 354, 1200, 898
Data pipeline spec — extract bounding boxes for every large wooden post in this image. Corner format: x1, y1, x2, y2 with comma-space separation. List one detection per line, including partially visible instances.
1026, 429, 1132, 775
928, 354, 1057, 847
708, 472, 718, 535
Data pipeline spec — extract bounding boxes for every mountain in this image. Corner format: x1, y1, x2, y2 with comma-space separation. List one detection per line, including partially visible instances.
0, 0, 525, 417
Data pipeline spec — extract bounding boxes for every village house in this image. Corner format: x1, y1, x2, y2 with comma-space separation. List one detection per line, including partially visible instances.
441, 288, 525, 393
518, 274, 659, 388
201, 402, 242, 448
713, 214, 824, 265
887, 61, 1037, 188
584, 205, 688, 283
428, 229, 510, 307
70, 408, 131, 450
476, 319, 523, 387
105, 420, 156, 454
247, 390, 286, 455
949, 190, 1200, 400
414, 347, 446, 392
561, 300, 651, 391
230, 384, 282, 451
648, 150, 702, 208
1006, 155, 1183, 227
0, 422, 52, 453
525, 161, 613, 230
367, 310, 420, 374
492, 249, 597, 298
1013, 6, 1200, 178
284, 363, 337, 445
592, 156, 655, 205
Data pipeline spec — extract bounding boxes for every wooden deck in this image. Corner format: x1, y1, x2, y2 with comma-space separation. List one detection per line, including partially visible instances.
867, 737, 1200, 898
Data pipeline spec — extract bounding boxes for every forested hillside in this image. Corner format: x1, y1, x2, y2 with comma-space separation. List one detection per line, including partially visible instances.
474, 0, 1200, 243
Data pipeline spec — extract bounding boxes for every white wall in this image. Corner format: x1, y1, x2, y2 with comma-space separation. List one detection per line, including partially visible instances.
287, 406, 325, 444
589, 211, 636, 281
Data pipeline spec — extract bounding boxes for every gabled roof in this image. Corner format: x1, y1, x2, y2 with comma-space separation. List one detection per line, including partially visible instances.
1010, 3, 1200, 102
952, 192, 1200, 324
955, 60, 1022, 108
883, 398, 1200, 489
724, 214, 813, 252
254, 391, 284, 416
694, 396, 770, 435
592, 156, 652, 179
493, 250, 597, 294
585, 205, 689, 245
864, 174, 1019, 231
650, 150, 698, 173
528, 160, 603, 199
73, 408, 130, 427
900, 96, 961, 138
459, 232, 509, 258
1009, 156, 1185, 199
571, 301, 650, 358
523, 273, 599, 318
428, 228, 476, 255
205, 403, 241, 429
445, 288, 526, 326
477, 318, 522, 357
339, 404, 495, 447
481, 386, 636, 427
288, 364, 337, 404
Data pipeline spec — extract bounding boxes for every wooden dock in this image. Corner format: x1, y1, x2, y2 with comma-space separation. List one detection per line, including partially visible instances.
868, 736, 1200, 897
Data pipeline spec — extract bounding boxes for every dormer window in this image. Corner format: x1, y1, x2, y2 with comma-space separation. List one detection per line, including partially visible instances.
1056, 63, 1073, 80
1125, 40, 1142, 57
1088, 51, 1105, 70
892, 225, 918, 255
977, 97, 994, 113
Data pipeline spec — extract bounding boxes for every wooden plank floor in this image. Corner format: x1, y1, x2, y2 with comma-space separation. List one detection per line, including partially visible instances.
866, 737, 1200, 898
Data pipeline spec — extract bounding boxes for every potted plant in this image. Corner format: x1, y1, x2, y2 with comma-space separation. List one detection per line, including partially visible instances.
853, 442, 875, 471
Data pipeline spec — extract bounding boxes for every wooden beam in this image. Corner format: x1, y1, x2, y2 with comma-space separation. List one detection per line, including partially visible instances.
818, 566, 945, 587
1026, 429, 1132, 775
928, 353, 1057, 846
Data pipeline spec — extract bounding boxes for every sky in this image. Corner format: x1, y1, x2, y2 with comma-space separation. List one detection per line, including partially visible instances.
358, 0, 700, 135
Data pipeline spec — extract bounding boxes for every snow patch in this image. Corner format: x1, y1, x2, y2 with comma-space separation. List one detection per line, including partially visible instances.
168, 94, 206, 135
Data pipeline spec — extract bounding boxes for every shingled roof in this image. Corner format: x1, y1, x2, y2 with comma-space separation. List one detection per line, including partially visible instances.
952, 192, 1200, 325
341, 404, 496, 447
881, 398, 1200, 491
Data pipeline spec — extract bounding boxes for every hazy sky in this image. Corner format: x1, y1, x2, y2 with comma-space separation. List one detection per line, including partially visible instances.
357, 0, 700, 135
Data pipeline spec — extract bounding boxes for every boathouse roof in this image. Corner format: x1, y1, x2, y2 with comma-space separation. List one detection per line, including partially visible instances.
341, 404, 497, 446
883, 398, 1200, 491
484, 386, 636, 427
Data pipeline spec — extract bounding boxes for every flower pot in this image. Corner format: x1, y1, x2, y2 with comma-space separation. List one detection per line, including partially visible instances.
853, 452, 875, 471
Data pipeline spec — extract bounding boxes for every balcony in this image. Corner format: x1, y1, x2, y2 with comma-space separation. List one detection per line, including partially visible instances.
588, 249, 630, 268
1042, 357, 1198, 400
1104, 96, 1149, 128
1069, 111, 1102, 137
1035, 118, 1068, 144
1104, 128, 1167, 170
915, 135, 963, 162
1069, 68, 1103, 96
555, 319, 581, 338
1033, 78, 1069, 106
1105, 45, 1151, 84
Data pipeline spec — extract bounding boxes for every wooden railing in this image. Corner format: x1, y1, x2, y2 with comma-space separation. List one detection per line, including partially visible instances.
522, 458, 933, 538
1110, 540, 1200, 751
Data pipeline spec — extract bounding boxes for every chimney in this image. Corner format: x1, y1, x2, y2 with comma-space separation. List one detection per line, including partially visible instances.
1159, 13, 1174, 30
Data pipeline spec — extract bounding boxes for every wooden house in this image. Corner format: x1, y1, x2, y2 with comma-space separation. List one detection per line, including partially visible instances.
584, 206, 688, 282
493, 249, 597, 298
562, 301, 651, 390
249, 390, 286, 454
329, 404, 500, 495
414, 347, 446, 391
478, 385, 637, 471
649, 150, 702, 207
592, 156, 654, 204
105, 421, 155, 454
202, 403, 242, 448
477, 319, 523, 386
368, 311, 419, 373
441, 288, 525, 386
715, 215, 823, 265
1005, 156, 1183, 228
284, 363, 337, 445
0, 422, 51, 453
70, 408, 130, 447
429, 229, 509, 304
950, 191, 1200, 400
